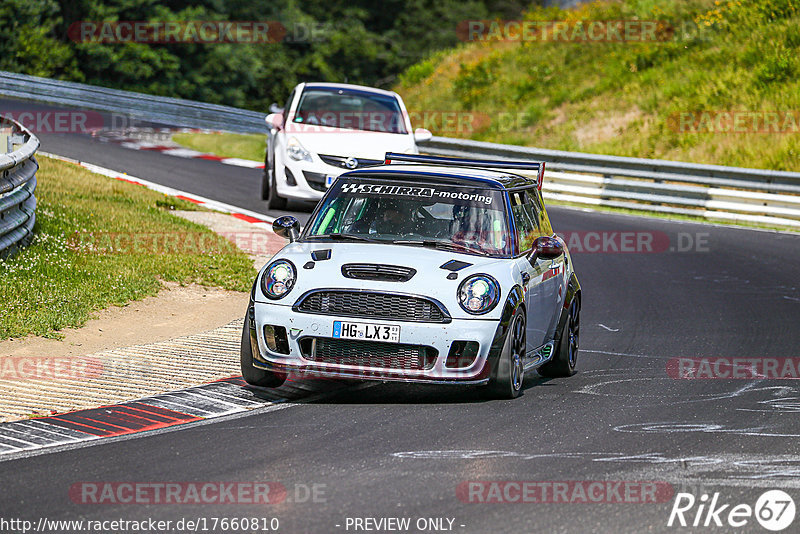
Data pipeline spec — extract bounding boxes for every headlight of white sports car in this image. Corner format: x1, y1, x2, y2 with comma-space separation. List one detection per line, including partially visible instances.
262, 259, 296, 300
458, 274, 500, 315
286, 137, 313, 162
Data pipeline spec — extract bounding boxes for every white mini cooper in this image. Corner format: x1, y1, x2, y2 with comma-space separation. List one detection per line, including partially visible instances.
241, 153, 581, 398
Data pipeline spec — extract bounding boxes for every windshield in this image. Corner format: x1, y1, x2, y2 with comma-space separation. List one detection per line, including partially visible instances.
292, 88, 408, 134
305, 178, 511, 257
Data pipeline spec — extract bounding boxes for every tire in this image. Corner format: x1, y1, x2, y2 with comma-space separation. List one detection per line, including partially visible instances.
266, 165, 288, 210
240, 315, 286, 388
485, 307, 526, 399
538, 298, 580, 378
260, 168, 270, 200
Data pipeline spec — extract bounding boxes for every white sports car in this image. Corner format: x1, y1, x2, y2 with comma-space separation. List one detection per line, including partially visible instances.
261, 82, 432, 208
242, 153, 581, 399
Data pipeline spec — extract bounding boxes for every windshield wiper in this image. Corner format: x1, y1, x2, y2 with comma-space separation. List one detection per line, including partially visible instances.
394, 240, 471, 253
307, 233, 378, 242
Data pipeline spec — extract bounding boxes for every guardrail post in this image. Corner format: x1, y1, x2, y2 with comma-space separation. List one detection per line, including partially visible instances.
0, 127, 10, 153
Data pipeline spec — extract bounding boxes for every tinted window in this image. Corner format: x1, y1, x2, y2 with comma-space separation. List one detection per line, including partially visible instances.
292, 88, 407, 134
510, 189, 541, 252
305, 177, 511, 257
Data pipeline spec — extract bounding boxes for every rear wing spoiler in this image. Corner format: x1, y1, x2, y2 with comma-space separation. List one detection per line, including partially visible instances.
384, 152, 546, 190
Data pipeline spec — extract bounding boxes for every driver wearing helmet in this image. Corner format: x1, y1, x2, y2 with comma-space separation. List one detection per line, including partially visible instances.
451, 204, 502, 253
375, 199, 417, 235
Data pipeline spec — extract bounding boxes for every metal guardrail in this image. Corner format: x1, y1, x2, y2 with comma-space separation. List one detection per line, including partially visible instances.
0, 71, 267, 134
0, 117, 38, 258
1, 70, 798, 228
420, 137, 800, 228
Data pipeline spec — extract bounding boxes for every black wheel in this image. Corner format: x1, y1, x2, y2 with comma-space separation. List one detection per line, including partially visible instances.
538, 298, 579, 377
240, 315, 286, 388
485, 308, 526, 399
266, 165, 288, 210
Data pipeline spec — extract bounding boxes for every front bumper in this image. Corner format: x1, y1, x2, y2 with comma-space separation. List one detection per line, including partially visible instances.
277, 158, 345, 201
249, 301, 498, 384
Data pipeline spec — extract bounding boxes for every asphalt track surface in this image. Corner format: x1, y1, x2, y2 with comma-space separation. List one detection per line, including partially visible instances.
2, 98, 800, 533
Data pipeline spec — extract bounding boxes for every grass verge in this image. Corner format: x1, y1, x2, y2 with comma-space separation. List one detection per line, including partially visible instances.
0, 157, 256, 340
395, 0, 800, 171
172, 132, 266, 162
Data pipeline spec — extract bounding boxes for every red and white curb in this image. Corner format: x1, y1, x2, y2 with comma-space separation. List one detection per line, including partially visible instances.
0, 377, 352, 459
92, 128, 265, 169
39, 151, 275, 227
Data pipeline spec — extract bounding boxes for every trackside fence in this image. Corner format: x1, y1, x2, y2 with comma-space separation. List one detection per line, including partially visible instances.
0, 117, 38, 258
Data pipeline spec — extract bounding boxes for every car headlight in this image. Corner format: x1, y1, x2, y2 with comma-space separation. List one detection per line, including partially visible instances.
286, 137, 313, 162
261, 259, 297, 300
458, 274, 500, 315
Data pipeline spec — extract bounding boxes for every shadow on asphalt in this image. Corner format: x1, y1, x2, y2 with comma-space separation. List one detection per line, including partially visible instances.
290, 371, 561, 405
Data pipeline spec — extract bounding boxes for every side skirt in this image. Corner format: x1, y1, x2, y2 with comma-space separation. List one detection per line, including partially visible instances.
522, 341, 556, 371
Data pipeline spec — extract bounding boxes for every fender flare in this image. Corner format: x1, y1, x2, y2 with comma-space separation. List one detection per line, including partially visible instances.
478, 285, 525, 380
554, 272, 581, 343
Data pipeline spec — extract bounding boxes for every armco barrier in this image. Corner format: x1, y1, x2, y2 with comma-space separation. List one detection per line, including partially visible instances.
0, 70, 266, 133
419, 137, 800, 228
0, 117, 39, 258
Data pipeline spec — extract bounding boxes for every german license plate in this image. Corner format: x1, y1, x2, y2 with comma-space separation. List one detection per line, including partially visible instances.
332, 320, 400, 343
325, 175, 336, 188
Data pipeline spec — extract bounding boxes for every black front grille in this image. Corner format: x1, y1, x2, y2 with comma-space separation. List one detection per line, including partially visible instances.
341, 263, 416, 282
319, 154, 383, 169
300, 337, 437, 370
294, 290, 449, 323
302, 170, 327, 192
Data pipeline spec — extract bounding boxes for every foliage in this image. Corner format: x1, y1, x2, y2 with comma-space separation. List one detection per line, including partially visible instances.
0, 0, 526, 110
395, 0, 800, 170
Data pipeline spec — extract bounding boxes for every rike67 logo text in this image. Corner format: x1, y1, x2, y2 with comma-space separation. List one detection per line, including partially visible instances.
668, 490, 795, 531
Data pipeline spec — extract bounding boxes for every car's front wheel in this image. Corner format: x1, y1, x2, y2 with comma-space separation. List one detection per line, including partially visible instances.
260, 167, 270, 200
240, 315, 286, 388
485, 307, 526, 399
538, 298, 579, 377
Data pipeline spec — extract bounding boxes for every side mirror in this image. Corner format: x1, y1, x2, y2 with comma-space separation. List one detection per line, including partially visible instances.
529, 236, 563, 263
272, 216, 300, 242
413, 128, 433, 143
265, 113, 283, 130
269, 103, 283, 114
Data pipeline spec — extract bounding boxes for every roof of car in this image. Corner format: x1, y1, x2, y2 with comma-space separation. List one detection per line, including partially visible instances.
341, 164, 536, 190
302, 82, 398, 98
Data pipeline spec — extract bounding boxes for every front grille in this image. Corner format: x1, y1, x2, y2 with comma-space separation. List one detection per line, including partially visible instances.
341, 263, 416, 282
300, 337, 437, 370
294, 290, 449, 323
319, 154, 383, 169
302, 170, 327, 192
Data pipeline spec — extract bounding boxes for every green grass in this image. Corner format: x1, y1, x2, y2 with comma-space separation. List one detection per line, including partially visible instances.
0, 157, 256, 340
394, 0, 800, 171
172, 132, 266, 162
